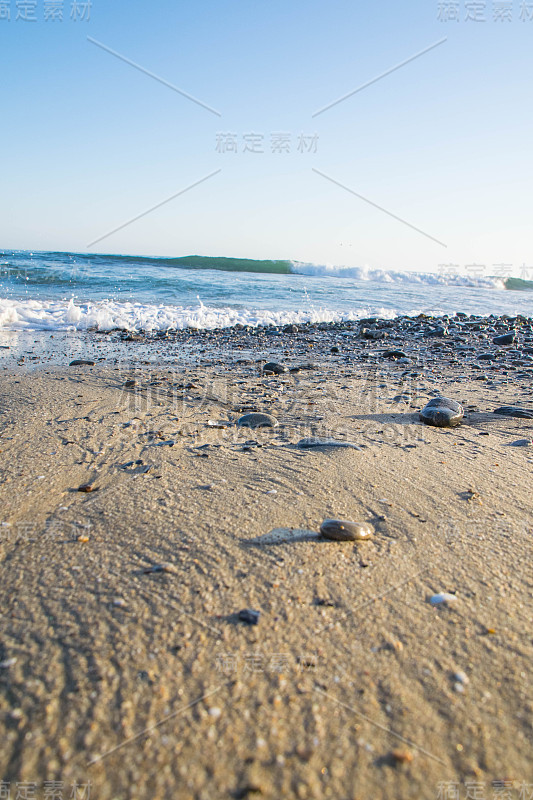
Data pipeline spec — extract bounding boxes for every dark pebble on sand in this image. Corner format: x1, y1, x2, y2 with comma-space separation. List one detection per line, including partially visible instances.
382, 350, 408, 359
493, 406, 533, 419
362, 329, 387, 340
420, 397, 464, 428
69, 360, 95, 367
263, 362, 288, 375
237, 413, 279, 429
493, 332, 515, 345
289, 363, 316, 373
320, 519, 374, 542
78, 484, 95, 493
238, 609, 260, 625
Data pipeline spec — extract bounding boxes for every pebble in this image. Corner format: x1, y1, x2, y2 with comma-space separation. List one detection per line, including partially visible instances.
493, 406, 533, 419
237, 413, 279, 429
238, 609, 260, 625
137, 464, 153, 474
78, 484, 95, 493
363, 329, 387, 340
0, 658, 17, 669
124, 379, 136, 388
420, 397, 464, 428
454, 670, 469, 685
493, 332, 515, 345
297, 437, 362, 450
143, 563, 178, 575
289, 363, 316, 372
263, 362, 287, 375
69, 360, 95, 367
391, 749, 414, 764
320, 519, 374, 542
430, 592, 458, 607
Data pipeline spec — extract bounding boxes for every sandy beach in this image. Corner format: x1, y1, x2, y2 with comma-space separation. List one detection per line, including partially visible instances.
1, 316, 533, 799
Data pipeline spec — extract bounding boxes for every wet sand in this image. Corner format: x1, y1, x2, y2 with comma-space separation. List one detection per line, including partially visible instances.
1, 316, 533, 799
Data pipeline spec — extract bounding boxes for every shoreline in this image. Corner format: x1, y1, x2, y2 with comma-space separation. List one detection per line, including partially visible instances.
1, 310, 533, 370
1, 312, 533, 798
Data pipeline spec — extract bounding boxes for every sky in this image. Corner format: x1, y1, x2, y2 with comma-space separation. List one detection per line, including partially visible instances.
1, 0, 533, 274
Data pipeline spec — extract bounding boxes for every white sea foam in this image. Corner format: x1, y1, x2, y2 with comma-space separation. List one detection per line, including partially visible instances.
290, 262, 505, 288
0, 297, 397, 333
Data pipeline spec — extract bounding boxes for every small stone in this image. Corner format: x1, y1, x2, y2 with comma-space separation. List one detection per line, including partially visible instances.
289, 363, 316, 373
420, 397, 464, 428
238, 609, 260, 625
124, 380, 136, 388
112, 597, 128, 608
382, 350, 408, 359
137, 464, 153, 474
362, 329, 387, 340
320, 519, 374, 542
297, 437, 362, 450
391, 749, 414, 764
330, 346, 340, 354
77, 535, 90, 543
430, 592, 458, 607
454, 670, 469, 685
78, 484, 95, 493
263, 362, 287, 375
0, 658, 17, 669
143, 563, 177, 575
493, 406, 533, 419
237, 413, 279, 429
69, 359, 95, 367
235, 785, 263, 799
493, 332, 515, 345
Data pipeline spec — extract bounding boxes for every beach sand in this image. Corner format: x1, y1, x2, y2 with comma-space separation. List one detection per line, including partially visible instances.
1, 319, 532, 799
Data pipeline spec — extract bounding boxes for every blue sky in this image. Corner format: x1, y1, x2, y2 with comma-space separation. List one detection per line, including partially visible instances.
1, 0, 532, 273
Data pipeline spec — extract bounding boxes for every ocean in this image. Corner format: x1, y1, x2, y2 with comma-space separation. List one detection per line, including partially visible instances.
1, 251, 532, 333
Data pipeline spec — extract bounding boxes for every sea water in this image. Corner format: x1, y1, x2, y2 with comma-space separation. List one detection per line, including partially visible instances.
0, 251, 532, 333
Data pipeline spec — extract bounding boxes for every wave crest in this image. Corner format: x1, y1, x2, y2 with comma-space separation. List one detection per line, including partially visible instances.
290, 261, 506, 288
